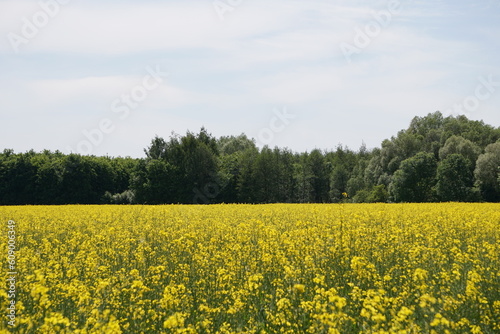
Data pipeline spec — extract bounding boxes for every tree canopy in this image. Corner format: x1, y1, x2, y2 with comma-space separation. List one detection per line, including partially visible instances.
1, 112, 499, 204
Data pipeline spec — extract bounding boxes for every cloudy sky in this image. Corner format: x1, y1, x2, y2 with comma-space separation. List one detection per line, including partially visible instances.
1, 0, 499, 158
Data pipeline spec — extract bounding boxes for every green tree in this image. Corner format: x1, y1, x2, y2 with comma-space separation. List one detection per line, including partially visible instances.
307, 149, 331, 202
364, 148, 385, 187
435, 154, 475, 202
181, 130, 220, 203
145, 135, 168, 160
389, 152, 437, 202
347, 155, 370, 199
330, 166, 349, 202
352, 189, 371, 203
292, 160, 313, 203
144, 160, 178, 204
32, 152, 64, 204
236, 147, 260, 203
367, 184, 389, 203
408, 111, 444, 156
474, 141, 500, 202
218, 134, 256, 155
136, 128, 220, 204
327, 146, 357, 202
439, 135, 481, 168
0, 151, 37, 205
442, 115, 500, 149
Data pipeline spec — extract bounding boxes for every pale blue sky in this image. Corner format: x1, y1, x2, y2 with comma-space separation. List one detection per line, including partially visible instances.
1, 0, 499, 157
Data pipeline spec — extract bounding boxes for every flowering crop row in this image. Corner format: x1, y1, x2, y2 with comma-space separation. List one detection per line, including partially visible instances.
0, 203, 499, 333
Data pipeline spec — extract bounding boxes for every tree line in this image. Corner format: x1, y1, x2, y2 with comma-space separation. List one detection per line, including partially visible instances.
1, 112, 499, 205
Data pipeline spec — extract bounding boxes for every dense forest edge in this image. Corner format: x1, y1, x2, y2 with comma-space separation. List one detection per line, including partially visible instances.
1, 111, 499, 205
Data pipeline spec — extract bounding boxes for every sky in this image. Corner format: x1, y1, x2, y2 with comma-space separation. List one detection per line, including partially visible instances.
0, 0, 499, 158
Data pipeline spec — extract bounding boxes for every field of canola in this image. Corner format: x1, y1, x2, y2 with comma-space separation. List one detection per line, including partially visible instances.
0, 203, 499, 333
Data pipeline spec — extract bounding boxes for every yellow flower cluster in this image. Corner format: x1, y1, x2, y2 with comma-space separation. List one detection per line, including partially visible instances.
0, 203, 499, 333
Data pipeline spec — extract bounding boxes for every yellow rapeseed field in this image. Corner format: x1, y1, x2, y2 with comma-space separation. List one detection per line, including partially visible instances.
0, 203, 499, 333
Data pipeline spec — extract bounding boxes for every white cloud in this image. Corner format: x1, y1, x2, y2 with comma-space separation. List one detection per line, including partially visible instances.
1, 1, 300, 54
246, 66, 343, 105
28, 76, 134, 106
0, 0, 498, 156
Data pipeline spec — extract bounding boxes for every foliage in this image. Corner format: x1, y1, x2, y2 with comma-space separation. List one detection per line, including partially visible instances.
474, 141, 500, 202
389, 152, 437, 202
435, 154, 476, 202
353, 185, 388, 203
439, 136, 481, 168
0, 150, 137, 205
1, 113, 499, 204
102, 190, 136, 204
